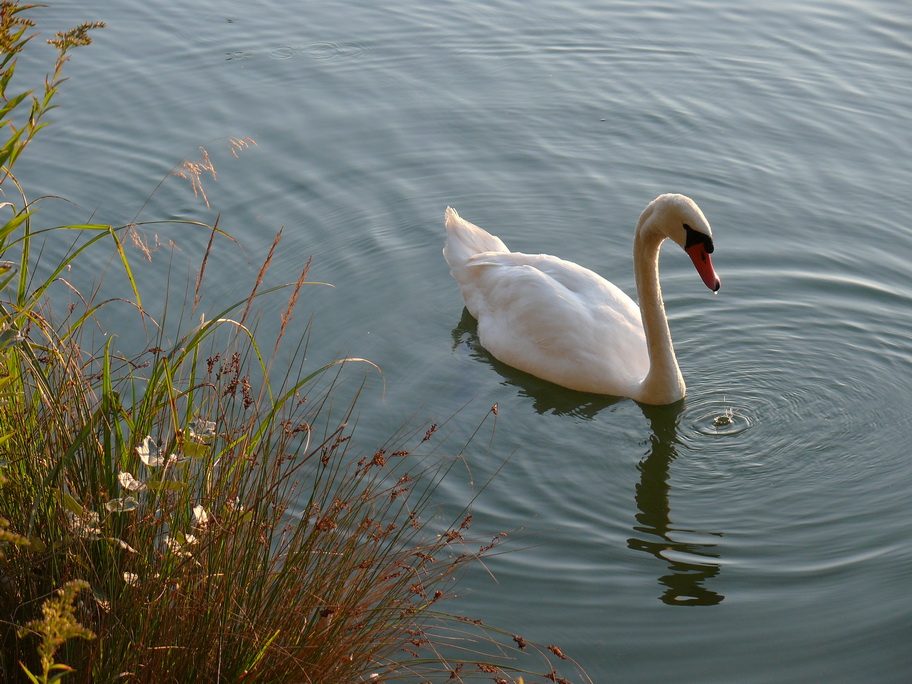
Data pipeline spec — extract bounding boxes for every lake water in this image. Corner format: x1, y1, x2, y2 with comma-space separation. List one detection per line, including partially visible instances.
14, 0, 912, 681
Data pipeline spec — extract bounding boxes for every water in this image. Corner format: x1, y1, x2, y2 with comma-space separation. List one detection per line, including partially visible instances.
13, 0, 912, 681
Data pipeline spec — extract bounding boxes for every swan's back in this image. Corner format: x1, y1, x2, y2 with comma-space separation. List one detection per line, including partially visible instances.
444, 207, 508, 264
444, 207, 506, 312
443, 207, 649, 395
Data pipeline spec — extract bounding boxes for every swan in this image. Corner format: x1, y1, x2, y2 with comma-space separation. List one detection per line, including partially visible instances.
443, 194, 720, 405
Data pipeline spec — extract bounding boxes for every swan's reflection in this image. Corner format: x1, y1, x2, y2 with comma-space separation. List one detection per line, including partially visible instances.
629, 404, 724, 606
452, 311, 724, 605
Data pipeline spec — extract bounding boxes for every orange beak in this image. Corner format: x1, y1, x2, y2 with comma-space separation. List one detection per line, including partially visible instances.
686, 243, 721, 292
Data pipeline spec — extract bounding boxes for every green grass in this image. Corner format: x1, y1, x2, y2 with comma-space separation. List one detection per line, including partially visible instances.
0, 3, 589, 682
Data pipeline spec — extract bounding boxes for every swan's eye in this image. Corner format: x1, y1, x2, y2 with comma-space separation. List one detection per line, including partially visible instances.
683, 223, 714, 253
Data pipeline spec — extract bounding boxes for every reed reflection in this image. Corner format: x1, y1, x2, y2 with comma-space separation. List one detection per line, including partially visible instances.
452, 311, 724, 605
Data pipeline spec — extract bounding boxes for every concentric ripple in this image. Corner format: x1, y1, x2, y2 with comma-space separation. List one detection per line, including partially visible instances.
265, 41, 369, 62
670, 270, 912, 479
689, 400, 753, 437
300, 41, 368, 62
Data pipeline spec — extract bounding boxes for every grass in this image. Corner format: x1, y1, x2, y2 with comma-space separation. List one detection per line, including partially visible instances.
0, 3, 590, 683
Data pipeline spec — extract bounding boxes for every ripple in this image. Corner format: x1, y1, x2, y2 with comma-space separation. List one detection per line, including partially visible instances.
261, 41, 370, 63
299, 41, 368, 62
267, 45, 298, 60
667, 274, 912, 481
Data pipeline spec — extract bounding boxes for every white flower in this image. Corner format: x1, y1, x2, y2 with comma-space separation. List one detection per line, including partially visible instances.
118, 471, 146, 491
137, 436, 184, 467
110, 538, 137, 554
105, 496, 139, 513
164, 532, 199, 557
67, 509, 101, 538
123, 572, 140, 586
137, 436, 166, 467
192, 504, 210, 526
189, 418, 216, 440
0, 316, 25, 347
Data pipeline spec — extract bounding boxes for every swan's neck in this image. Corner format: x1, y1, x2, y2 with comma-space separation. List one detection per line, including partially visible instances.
633, 228, 685, 404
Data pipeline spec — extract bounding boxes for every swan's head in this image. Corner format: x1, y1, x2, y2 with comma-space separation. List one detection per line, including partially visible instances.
640, 193, 721, 292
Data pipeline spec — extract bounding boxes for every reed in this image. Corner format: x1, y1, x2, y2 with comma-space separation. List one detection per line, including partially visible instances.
0, 4, 589, 682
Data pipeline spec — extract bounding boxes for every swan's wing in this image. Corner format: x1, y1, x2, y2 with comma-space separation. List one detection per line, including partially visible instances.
464, 252, 649, 392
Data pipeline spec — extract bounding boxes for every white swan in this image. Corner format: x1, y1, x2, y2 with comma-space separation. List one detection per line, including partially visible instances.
443, 194, 720, 405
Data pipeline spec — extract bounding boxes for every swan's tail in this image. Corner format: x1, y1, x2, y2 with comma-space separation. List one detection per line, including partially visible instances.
443, 207, 508, 269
